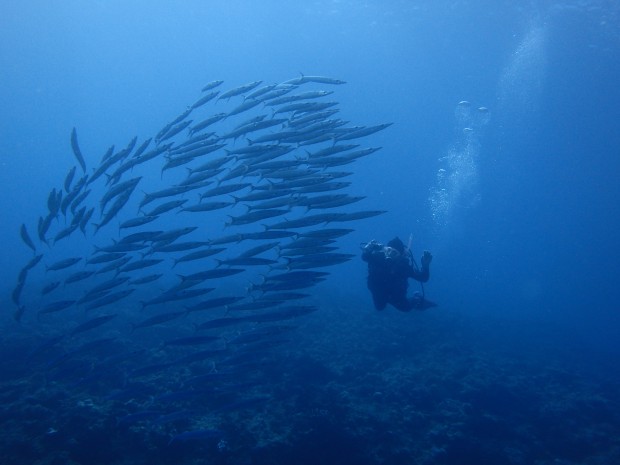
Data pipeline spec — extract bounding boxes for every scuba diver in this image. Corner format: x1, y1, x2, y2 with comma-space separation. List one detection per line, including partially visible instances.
361, 236, 435, 311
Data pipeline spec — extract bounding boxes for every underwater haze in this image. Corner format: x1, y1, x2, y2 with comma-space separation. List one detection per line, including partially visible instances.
1, 1, 620, 464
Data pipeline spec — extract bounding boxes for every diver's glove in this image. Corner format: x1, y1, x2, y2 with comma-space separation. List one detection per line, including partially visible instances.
421, 250, 433, 269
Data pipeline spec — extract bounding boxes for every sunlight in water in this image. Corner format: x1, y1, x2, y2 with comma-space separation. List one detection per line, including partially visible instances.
497, 24, 547, 115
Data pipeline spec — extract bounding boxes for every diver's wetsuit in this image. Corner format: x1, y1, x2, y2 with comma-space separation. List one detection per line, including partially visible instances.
362, 242, 429, 311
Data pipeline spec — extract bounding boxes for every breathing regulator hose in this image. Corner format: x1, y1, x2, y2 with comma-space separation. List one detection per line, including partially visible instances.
407, 233, 425, 299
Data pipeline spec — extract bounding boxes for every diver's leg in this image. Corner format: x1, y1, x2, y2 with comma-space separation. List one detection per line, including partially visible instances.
390, 293, 414, 312
367, 278, 388, 310
409, 293, 438, 310
371, 291, 388, 310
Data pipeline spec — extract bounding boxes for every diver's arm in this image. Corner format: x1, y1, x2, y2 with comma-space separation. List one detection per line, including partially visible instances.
364, 251, 385, 265
409, 251, 432, 282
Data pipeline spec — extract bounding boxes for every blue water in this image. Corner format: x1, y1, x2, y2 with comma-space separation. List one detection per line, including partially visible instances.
1, 1, 619, 464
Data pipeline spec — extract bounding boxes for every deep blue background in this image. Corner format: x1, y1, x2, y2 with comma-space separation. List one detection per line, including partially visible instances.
1, 0, 618, 366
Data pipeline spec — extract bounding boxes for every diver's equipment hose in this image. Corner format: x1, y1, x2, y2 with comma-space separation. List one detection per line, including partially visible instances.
407, 246, 425, 299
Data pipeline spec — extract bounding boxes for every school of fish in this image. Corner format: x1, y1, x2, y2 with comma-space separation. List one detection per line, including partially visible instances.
11, 75, 391, 445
